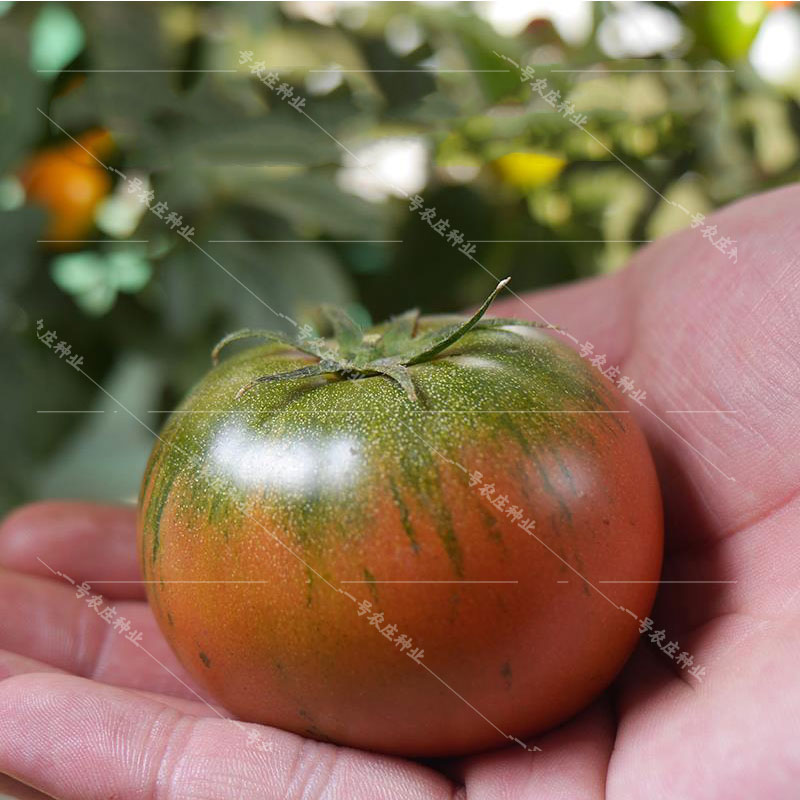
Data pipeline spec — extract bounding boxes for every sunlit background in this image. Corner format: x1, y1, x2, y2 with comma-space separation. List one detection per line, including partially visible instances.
2, 1, 799, 513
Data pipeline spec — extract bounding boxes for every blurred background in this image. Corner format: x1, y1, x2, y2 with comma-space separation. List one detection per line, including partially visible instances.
1, 0, 799, 514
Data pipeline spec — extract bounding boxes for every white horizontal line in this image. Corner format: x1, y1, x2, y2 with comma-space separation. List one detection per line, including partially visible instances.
665, 410, 739, 414
148, 410, 293, 414
84, 579, 519, 584
551, 68, 734, 73
340, 580, 519, 584
309, 69, 510, 73
37, 240, 149, 243
598, 580, 738, 584
38, 69, 237, 73
207, 240, 402, 243
84, 580, 280, 584
471, 240, 652, 243
145, 410, 631, 415
420, 410, 630, 414
36, 410, 108, 414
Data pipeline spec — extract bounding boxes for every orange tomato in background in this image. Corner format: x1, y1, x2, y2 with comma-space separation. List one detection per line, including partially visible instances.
20, 128, 114, 248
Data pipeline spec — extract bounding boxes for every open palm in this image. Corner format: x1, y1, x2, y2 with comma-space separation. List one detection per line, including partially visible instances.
1, 184, 798, 799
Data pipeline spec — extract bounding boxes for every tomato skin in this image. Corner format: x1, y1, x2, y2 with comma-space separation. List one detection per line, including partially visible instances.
138, 320, 662, 757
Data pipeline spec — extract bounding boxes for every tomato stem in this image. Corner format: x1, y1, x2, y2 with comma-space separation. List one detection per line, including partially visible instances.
211, 278, 559, 403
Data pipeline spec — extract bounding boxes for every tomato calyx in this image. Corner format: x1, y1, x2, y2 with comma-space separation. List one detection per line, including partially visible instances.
211, 277, 556, 402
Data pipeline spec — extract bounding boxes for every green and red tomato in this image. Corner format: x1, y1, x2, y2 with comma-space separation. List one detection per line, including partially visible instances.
138, 280, 663, 757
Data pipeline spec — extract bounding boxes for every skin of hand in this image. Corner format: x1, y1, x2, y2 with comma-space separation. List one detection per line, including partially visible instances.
1, 183, 799, 800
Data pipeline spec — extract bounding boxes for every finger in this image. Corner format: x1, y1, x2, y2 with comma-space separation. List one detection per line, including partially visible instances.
0, 673, 457, 800
440, 698, 614, 799
0, 501, 144, 599
0, 648, 225, 718
0, 568, 210, 702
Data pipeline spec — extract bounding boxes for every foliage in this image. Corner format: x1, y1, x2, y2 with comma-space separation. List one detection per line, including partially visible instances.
1, 1, 799, 511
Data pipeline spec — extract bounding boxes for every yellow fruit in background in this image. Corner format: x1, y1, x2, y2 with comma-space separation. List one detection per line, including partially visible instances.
690, 1, 767, 62
20, 128, 114, 248
492, 152, 567, 190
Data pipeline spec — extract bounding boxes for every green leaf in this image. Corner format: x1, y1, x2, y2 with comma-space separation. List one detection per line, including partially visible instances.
50, 252, 141, 315
0, 22, 45, 174
0, 206, 47, 319
75, 282, 118, 316
34, 355, 162, 503
30, 3, 85, 76
107, 250, 152, 293
201, 219, 356, 328
159, 219, 355, 339
176, 117, 341, 167
51, 253, 107, 294
53, 4, 175, 129
238, 173, 388, 239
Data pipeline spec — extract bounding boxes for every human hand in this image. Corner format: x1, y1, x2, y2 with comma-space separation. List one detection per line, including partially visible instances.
1, 184, 798, 799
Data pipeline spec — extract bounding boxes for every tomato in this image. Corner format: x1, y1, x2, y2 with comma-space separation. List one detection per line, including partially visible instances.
20, 128, 113, 247
138, 280, 662, 757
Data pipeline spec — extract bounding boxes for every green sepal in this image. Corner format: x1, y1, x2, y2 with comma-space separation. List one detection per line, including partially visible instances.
321, 305, 363, 357
235, 362, 333, 399
405, 278, 510, 365
368, 362, 418, 402
219, 278, 516, 403
380, 308, 421, 356
211, 328, 327, 365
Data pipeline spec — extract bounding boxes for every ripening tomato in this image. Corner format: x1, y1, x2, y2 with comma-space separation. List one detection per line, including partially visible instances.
138, 280, 662, 757
20, 128, 113, 247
